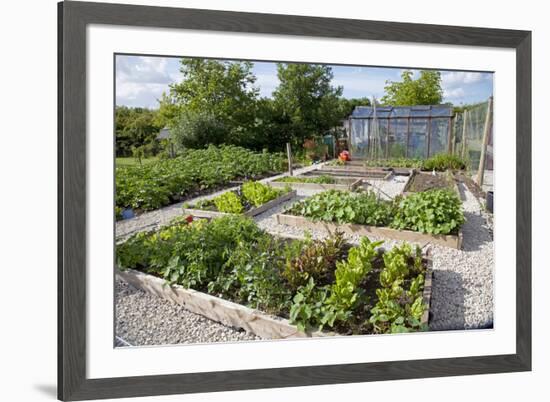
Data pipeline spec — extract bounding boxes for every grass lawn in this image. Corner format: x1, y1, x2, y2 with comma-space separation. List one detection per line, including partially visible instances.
116, 157, 159, 167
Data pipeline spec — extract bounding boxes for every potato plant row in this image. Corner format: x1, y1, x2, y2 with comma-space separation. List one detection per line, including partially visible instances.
115, 145, 287, 212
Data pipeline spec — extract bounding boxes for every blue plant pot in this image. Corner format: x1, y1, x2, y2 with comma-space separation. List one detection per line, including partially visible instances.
122, 208, 135, 220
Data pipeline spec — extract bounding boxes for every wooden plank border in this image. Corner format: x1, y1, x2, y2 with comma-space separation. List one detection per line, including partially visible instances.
116, 256, 433, 340
275, 213, 463, 249
183, 190, 296, 219
402, 169, 460, 197
269, 178, 362, 191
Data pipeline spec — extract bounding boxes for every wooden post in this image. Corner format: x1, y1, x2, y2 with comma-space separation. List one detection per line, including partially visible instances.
448, 116, 454, 154
286, 142, 293, 176
476, 96, 493, 187
461, 110, 468, 160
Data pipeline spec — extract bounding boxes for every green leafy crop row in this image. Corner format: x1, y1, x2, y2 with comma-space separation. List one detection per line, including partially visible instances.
115, 145, 286, 212
363, 153, 466, 171
116, 216, 427, 335
189, 181, 289, 214
287, 189, 464, 235
275, 175, 336, 184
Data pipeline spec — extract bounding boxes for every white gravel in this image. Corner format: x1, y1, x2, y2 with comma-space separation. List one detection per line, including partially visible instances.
428, 182, 494, 330
115, 279, 261, 346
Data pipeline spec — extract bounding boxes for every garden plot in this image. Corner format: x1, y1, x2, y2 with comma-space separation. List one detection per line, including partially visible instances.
274, 189, 464, 249
116, 216, 432, 338
115, 162, 324, 240
268, 175, 362, 191
402, 170, 460, 197
115, 182, 493, 345
182, 182, 296, 219
310, 166, 392, 180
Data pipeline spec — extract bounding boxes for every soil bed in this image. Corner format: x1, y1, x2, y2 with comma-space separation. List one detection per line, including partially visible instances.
269, 175, 361, 191
403, 170, 458, 195
303, 168, 391, 180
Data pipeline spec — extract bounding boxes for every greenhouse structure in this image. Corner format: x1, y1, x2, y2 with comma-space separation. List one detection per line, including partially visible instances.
348, 105, 454, 160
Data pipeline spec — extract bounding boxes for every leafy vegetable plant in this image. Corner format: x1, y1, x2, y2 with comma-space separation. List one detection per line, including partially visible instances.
241, 181, 286, 207
287, 190, 393, 226
213, 191, 244, 214
390, 189, 464, 235
275, 175, 335, 184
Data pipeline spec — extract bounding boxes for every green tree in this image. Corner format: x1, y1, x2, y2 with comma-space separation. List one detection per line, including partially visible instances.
170, 109, 228, 150
115, 106, 162, 156
165, 59, 259, 146
381, 70, 443, 106
338, 97, 371, 117
273, 64, 343, 145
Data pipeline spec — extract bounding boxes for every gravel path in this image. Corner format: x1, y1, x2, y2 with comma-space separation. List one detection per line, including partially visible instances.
115, 279, 261, 346
428, 182, 494, 330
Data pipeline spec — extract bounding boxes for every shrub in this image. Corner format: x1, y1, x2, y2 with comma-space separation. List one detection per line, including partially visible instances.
171, 110, 228, 150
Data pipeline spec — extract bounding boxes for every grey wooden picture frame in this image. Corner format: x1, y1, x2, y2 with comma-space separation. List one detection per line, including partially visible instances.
58, 1, 532, 400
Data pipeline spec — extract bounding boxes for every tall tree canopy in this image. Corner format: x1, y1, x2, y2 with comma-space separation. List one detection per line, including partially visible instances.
273, 64, 343, 145
115, 106, 162, 156
160, 59, 259, 146
339, 97, 371, 117
381, 70, 443, 106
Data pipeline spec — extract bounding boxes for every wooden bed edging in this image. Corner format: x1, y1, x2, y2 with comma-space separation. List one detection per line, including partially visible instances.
116, 253, 433, 340
116, 268, 328, 340
183, 190, 296, 219
318, 166, 392, 180
402, 169, 460, 197
269, 178, 362, 191
275, 213, 463, 249
422, 264, 433, 327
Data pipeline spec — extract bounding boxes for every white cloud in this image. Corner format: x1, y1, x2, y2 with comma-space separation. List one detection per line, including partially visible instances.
254, 73, 280, 97
116, 56, 183, 107
443, 87, 466, 99
442, 71, 490, 86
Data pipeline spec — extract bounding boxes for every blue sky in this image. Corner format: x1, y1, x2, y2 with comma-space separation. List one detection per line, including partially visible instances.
116, 55, 493, 109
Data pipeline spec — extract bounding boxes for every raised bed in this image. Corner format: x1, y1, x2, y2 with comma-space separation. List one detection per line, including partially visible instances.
275, 213, 463, 249
269, 176, 362, 191
402, 169, 460, 197
183, 189, 296, 219
304, 168, 392, 180
116, 251, 433, 340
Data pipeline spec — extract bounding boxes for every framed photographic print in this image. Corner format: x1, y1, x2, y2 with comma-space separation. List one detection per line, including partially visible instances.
58, 1, 531, 400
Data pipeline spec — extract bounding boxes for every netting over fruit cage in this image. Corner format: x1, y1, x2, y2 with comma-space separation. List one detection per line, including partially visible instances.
349, 104, 454, 160
454, 100, 493, 172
